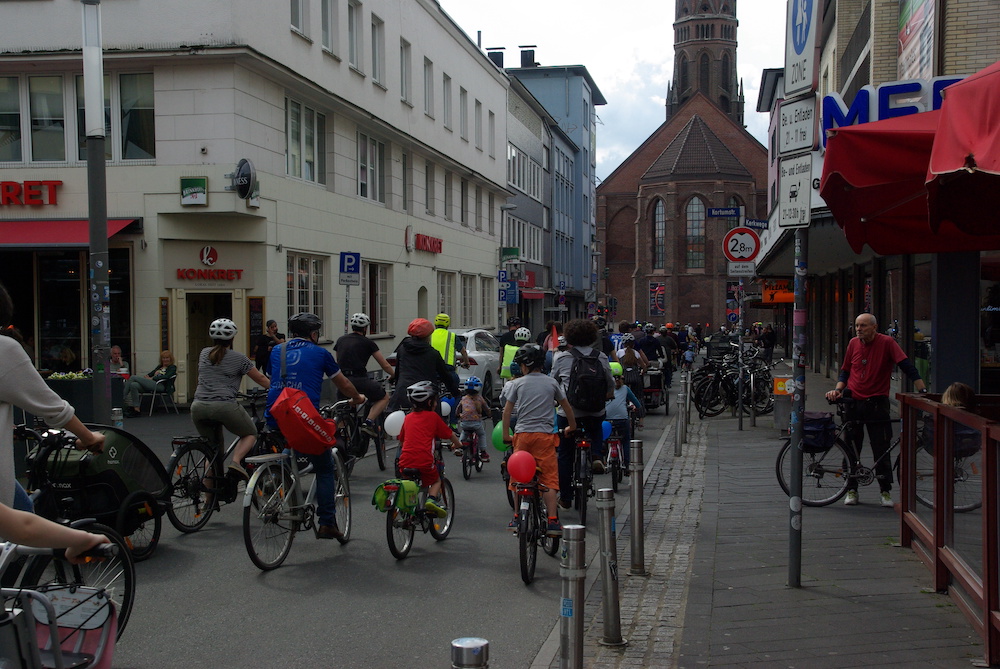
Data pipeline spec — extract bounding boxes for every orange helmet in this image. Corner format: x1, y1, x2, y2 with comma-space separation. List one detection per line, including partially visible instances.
407, 318, 433, 338
666, 322, 674, 329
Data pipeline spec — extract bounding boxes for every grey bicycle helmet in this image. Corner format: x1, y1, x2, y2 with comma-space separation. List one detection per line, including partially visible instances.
621, 332, 635, 344
209, 318, 237, 340
514, 326, 531, 342
349, 312, 371, 329
288, 312, 322, 338
406, 380, 438, 409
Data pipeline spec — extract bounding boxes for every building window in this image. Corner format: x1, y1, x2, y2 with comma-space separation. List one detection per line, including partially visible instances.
348, 0, 362, 70
480, 277, 493, 325
29, 76, 65, 162
488, 193, 495, 235
459, 87, 468, 140
290, 0, 306, 34
442, 74, 452, 129
370, 15, 385, 85
75, 74, 110, 161
507, 143, 542, 200
0, 77, 22, 162
399, 39, 411, 103
286, 98, 327, 183
444, 171, 453, 220
721, 53, 731, 89
362, 262, 390, 334
462, 274, 476, 327
321, 0, 338, 53
653, 199, 666, 270
287, 253, 325, 324
726, 195, 742, 229
460, 178, 468, 226
425, 160, 435, 215
438, 271, 456, 315
488, 111, 495, 157
686, 196, 706, 269
119, 73, 155, 160
680, 54, 689, 91
699, 53, 710, 92
475, 186, 482, 231
357, 131, 385, 202
474, 99, 483, 149
423, 58, 434, 117
401, 151, 409, 212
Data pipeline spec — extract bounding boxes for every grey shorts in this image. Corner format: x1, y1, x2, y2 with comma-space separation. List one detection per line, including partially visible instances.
191, 399, 257, 447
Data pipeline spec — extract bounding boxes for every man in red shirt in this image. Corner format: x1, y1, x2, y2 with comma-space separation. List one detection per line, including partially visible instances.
825, 313, 927, 507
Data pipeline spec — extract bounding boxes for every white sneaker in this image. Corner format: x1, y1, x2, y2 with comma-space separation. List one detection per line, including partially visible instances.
880, 491, 893, 508
844, 491, 859, 506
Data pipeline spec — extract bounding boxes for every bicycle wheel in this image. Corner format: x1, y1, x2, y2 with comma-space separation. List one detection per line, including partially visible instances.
374, 425, 387, 471
953, 451, 983, 512
695, 377, 727, 418
116, 490, 162, 562
519, 500, 538, 584
462, 451, 472, 480
776, 438, 851, 507
541, 498, 560, 557
429, 478, 455, 540
501, 455, 515, 508
334, 451, 352, 543
386, 507, 414, 559
166, 440, 217, 533
243, 462, 297, 571
21, 522, 135, 640
574, 450, 590, 526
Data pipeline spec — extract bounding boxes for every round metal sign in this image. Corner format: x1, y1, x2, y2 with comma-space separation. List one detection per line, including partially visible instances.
722, 227, 761, 263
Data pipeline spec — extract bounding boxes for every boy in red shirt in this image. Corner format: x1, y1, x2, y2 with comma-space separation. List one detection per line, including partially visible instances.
397, 381, 463, 515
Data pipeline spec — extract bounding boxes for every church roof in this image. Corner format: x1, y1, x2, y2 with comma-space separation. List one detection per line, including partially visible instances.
641, 115, 751, 182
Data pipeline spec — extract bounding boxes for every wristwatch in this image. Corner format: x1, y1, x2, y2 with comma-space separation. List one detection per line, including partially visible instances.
918, 388, 929, 394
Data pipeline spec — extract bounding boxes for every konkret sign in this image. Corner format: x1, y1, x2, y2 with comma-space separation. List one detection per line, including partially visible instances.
0, 180, 62, 206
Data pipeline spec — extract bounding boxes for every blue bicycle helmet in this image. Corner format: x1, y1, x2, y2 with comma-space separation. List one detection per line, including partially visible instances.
465, 376, 482, 391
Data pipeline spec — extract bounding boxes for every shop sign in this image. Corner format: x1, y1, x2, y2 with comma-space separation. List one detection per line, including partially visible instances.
225, 159, 256, 200
176, 245, 244, 282
500, 247, 519, 262
414, 234, 442, 253
180, 177, 208, 206
1, 180, 62, 206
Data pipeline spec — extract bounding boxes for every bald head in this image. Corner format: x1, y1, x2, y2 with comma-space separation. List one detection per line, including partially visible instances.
854, 313, 878, 343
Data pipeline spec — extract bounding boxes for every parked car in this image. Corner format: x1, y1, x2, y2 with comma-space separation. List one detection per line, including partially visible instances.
386, 328, 502, 403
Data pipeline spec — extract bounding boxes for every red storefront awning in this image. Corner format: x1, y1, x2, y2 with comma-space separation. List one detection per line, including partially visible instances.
0, 218, 138, 247
520, 290, 545, 299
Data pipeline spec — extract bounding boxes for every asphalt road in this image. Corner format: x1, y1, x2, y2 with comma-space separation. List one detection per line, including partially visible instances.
111, 415, 615, 669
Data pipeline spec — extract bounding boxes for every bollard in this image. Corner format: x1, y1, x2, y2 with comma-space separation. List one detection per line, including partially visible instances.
628, 440, 649, 577
451, 637, 489, 668
749, 368, 757, 428
559, 525, 586, 669
675, 371, 688, 456
596, 489, 627, 647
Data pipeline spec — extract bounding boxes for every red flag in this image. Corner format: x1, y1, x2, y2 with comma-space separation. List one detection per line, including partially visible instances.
549, 324, 559, 350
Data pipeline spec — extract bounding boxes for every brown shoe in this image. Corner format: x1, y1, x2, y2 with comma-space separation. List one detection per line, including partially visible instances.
317, 524, 345, 542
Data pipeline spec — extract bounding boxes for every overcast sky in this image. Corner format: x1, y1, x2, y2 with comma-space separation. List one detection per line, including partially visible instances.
438, 0, 788, 181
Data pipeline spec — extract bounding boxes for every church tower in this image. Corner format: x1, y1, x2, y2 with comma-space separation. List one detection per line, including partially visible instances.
666, 0, 744, 126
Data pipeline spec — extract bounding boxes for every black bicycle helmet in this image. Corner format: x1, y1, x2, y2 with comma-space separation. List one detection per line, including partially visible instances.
288, 312, 322, 338
406, 380, 438, 409
512, 343, 545, 370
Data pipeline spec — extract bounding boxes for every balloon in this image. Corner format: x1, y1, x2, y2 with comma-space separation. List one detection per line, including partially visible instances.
440, 400, 451, 417
492, 422, 511, 452
602, 420, 612, 441
383, 410, 405, 438
507, 450, 537, 484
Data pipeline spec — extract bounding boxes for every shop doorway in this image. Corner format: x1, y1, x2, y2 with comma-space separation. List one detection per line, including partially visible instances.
186, 293, 232, 398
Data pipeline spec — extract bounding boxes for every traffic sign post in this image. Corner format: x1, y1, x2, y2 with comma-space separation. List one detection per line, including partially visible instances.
722, 227, 761, 263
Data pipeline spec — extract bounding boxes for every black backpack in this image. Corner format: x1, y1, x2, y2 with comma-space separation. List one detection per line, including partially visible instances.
566, 348, 609, 413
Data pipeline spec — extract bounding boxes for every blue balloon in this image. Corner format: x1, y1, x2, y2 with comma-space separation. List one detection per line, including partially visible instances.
602, 420, 612, 440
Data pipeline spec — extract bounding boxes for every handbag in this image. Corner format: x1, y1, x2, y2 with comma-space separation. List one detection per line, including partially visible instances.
268, 343, 337, 455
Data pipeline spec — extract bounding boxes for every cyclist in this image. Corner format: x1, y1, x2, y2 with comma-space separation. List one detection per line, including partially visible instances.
397, 381, 462, 516
636, 323, 665, 371
265, 312, 366, 540
497, 316, 523, 348
190, 318, 271, 480
499, 326, 532, 381
501, 344, 576, 537
456, 376, 491, 463
387, 318, 460, 411
334, 312, 395, 438
430, 313, 467, 424
617, 333, 649, 430
605, 362, 642, 469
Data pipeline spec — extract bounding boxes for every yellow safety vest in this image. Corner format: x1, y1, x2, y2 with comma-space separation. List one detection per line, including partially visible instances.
430, 328, 457, 367
500, 343, 519, 379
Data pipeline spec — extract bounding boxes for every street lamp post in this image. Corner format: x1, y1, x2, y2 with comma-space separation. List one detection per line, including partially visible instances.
82, 0, 111, 423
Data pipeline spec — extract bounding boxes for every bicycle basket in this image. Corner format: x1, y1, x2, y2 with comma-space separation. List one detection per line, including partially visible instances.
802, 412, 836, 453
372, 479, 419, 513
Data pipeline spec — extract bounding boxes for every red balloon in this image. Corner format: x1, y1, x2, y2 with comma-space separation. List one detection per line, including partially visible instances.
507, 450, 537, 484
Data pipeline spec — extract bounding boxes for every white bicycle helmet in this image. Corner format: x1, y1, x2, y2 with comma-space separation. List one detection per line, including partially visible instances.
209, 318, 237, 340
406, 380, 438, 408
349, 312, 371, 329
621, 332, 635, 344
514, 326, 531, 342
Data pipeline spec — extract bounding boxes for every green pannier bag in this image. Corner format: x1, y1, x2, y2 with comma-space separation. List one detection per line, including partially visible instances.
372, 479, 420, 513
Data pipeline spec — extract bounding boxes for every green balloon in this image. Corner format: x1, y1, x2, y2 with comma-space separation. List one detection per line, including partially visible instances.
492, 422, 511, 452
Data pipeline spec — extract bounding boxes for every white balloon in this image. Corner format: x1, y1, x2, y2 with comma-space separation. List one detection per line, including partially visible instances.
440, 400, 451, 417
384, 410, 406, 438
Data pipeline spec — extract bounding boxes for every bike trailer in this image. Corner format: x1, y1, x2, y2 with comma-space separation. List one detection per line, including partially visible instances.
372, 479, 420, 513
802, 411, 837, 452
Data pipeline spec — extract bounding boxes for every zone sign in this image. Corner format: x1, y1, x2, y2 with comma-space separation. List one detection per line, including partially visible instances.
722, 227, 760, 263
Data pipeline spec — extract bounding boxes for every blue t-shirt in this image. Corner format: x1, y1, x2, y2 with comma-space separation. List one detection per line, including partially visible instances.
265, 338, 341, 428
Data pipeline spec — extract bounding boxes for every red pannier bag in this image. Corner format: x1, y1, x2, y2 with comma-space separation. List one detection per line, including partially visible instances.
269, 387, 337, 455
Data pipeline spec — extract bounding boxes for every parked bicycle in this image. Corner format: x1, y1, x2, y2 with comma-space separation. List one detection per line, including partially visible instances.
508, 453, 560, 584
241, 414, 353, 570
692, 342, 778, 418
166, 389, 283, 533
383, 441, 455, 560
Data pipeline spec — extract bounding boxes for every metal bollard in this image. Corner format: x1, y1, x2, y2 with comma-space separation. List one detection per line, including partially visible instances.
629, 440, 649, 576
596, 489, 627, 647
451, 637, 489, 668
675, 372, 687, 456
559, 525, 586, 669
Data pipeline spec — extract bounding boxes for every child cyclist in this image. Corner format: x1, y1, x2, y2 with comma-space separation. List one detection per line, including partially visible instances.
397, 381, 463, 516
605, 362, 643, 469
501, 344, 576, 537
456, 376, 491, 463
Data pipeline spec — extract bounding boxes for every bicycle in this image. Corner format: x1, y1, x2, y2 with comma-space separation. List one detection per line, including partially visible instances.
459, 427, 485, 480
384, 442, 455, 560
605, 425, 625, 493
241, 418, 353, 570
335, 384, 389, 472
166, 389, 283, 533
570, 430, 595, 526
1, 540, 122, 668
512, 463, 560, 584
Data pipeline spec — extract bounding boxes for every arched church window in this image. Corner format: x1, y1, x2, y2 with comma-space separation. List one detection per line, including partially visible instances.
686, 197, 706, 269
653, 200, 666, 270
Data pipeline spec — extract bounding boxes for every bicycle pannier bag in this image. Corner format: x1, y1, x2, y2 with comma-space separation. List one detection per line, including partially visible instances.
269, 386, 337, 455
372, 479, 419, 513
566, 348, 609, 413
802, 411, 836, 453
